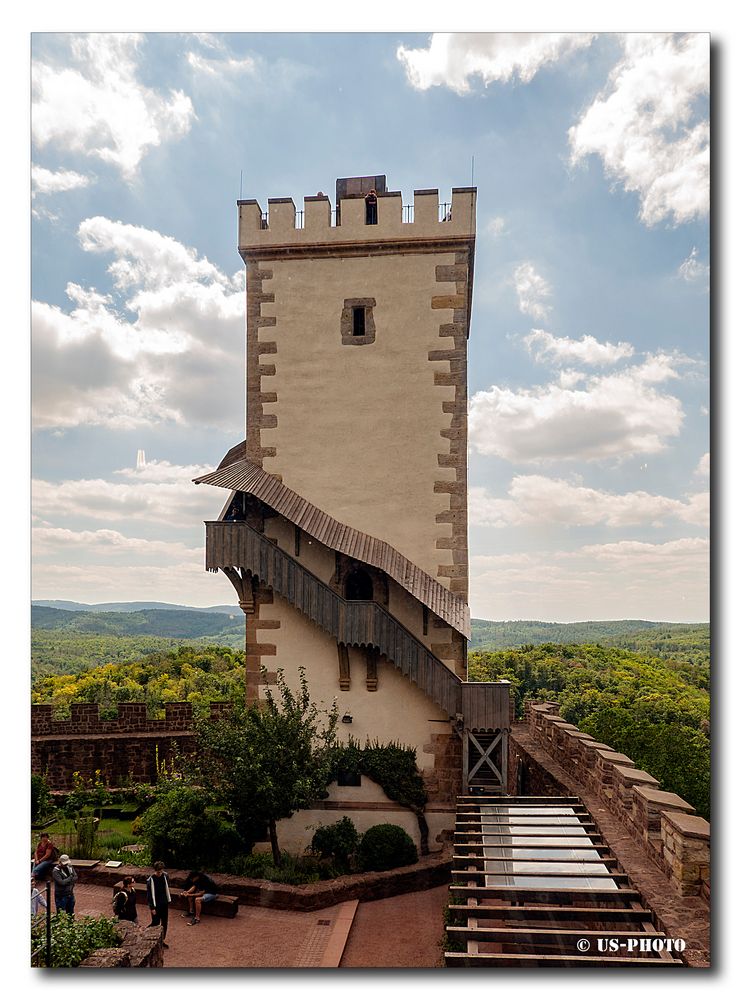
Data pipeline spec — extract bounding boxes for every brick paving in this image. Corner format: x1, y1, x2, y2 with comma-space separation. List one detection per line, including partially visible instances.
68, 881, 448, 968
340, 885, 448, 967
71, 882, 346, 968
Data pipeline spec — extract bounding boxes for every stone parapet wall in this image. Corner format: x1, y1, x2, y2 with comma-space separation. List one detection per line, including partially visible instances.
31, 701, 231, 737
520, 701, 710, 901
76, 853, 452, 912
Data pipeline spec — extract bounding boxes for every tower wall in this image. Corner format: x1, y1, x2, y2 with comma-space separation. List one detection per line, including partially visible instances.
240, 183, 475, 599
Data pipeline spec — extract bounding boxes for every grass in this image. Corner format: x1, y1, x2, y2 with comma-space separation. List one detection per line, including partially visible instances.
33, 815, 140, 861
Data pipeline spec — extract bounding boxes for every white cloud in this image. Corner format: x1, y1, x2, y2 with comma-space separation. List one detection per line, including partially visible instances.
32, 218, 245, 432
32, 559, 236, 608
397, 33, 594, 94
32, 465, 217, 527
694, 453, 710, 480
486, 216, 506, 237
470, 536, 708, 622
115, 459, 215, 484
470, 475, 709, 529
32, 164, 91, 198
187, 51, 257, 77
469, 354, 686, 463
678, 247, 710, 284
513, 263, 551, 321
32, 34, 195, 179
524, 329, 634, 367
33, 525, 201, 561
569, 33, 709, 226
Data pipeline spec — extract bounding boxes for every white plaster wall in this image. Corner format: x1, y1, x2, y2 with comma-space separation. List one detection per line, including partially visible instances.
259, 595, 453, 771
258, 252, 457, 582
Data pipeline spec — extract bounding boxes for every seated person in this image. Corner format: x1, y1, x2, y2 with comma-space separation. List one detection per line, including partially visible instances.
32, 832, 57, 881
181, 870, 218, 925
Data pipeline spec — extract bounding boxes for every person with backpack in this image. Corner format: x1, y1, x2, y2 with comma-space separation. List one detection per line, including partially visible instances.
146, 861, 171, 947
112, 876, 138, 922
181, 871, 218, 925
32, 832, 58, 881
52, 854, 77, 914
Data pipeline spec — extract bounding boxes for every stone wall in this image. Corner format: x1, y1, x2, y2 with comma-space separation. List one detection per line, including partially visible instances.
516, 701, 710, 901
77, 852, 452, 913
31, 701, 225, 790
79, 921, 164, 968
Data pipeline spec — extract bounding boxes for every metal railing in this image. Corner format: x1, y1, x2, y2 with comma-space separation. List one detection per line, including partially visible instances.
439, 202, 452, 222
402, 204, 414, 224
30, 880, 52, 967
294, 210, 304, 229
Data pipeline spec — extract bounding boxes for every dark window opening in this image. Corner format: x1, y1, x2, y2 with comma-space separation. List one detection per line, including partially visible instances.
365, 190, 378, 225
336, 769, 362, 787
352, 307, 366, 337
344, 568, 374, 601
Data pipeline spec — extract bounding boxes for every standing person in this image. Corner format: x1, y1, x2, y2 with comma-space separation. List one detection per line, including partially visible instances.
31, 876, 48, 919
31, 832, 58, 881
52, 854, 77, 915
181, 871, 218, 925
146, 861, 171, 948
112, 876, 138, 922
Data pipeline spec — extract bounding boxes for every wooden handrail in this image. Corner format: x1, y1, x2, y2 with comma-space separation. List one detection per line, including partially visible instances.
206, 519, 463, 717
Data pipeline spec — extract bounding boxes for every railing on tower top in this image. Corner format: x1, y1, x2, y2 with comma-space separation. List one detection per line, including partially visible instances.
259, 203, 457, 230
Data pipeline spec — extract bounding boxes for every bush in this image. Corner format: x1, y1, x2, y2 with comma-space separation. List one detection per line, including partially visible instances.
358, 823, 418, 872
311, 817, 359, 867
224, 851, 336, 884
31, 912, 120, 968
138, 785, 241, 870
31, 773, 52, 823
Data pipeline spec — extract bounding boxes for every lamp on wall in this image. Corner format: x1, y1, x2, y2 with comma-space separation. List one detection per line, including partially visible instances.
341, 713, 353, 724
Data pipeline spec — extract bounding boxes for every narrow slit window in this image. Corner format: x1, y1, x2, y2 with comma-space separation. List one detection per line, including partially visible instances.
341, 297, 376, 345
352, 307, 366, 337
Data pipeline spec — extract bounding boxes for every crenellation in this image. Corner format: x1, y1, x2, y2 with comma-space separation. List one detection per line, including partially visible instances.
522, 702, 710, 901
238, 184, 475, 249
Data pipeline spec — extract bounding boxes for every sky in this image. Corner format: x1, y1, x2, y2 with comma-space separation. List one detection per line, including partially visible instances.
29, 30, 711, 622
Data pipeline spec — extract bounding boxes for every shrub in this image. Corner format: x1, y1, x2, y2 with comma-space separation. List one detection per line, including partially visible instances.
31, 773, 51, 823
73, 815, 98, 858
358, 823, 418, 872
138, 785, 241, 870
310, 817, 359, 867
31, 912, 120, 968
224, 851, 335, 884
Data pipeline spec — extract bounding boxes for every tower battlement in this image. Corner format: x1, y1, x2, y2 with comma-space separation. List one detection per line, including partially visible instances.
238, 185, 476, 251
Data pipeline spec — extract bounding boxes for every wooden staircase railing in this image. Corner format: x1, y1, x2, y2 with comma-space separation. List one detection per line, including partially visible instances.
206, 519, 463, 717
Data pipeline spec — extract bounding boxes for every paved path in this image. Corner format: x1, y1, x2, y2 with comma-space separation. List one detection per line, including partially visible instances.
72, 883, 345, 968
340, 885, 448, 968
71, 881, 446, 968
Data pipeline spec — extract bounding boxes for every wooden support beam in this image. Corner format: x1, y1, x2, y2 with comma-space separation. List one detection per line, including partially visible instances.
448, 903, 653, 922
448, 885, 641, 903
444, 952, 682, 967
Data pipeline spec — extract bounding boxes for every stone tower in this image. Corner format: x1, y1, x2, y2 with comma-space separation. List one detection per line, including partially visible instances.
195, 176, 509, 851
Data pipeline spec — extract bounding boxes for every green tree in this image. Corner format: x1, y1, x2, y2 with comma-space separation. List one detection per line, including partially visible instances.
138, 784, 241, 869
196, 668, 338, 864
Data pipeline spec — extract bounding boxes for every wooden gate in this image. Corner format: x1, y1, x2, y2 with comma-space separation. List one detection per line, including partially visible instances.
463, 729, 508, 793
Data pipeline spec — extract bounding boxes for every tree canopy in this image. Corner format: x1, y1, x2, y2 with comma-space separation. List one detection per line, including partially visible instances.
195, 669, 338, 863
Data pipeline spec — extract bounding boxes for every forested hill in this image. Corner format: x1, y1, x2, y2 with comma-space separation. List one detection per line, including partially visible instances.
469, 618, 706, 650
31, 605, 241, 638
469, 643, 710, 818
31, 606, 244, 679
